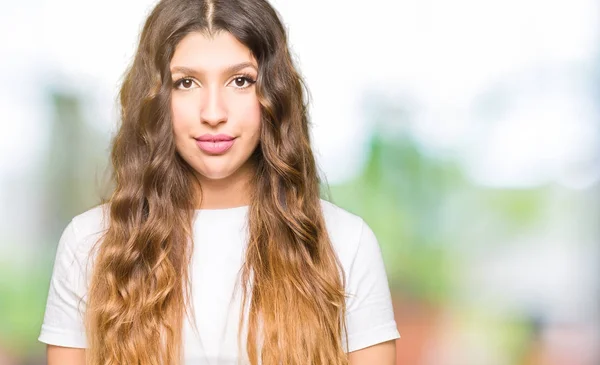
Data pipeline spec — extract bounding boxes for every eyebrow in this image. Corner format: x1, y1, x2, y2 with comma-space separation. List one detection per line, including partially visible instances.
170, 62, 258, 77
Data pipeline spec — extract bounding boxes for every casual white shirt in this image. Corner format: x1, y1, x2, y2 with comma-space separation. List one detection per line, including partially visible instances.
38, 199, 400, 363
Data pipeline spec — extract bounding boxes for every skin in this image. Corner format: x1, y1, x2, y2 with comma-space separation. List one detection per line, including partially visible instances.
171, 31, 262, 210
47, 31, 396, 365
348, 340, 397, 364
47, 345, 85, 364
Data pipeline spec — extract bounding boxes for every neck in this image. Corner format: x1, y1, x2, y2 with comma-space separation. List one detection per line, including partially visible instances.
194, 160, 255, 210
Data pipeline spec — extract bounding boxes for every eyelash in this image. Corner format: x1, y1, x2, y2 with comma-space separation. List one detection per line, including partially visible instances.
172, 73, 257, 90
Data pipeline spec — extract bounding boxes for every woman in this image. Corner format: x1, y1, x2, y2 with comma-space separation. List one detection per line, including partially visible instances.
38, 0, 400, 364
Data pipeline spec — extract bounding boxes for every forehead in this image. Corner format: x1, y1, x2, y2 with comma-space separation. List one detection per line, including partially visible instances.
170, 31, 256, 70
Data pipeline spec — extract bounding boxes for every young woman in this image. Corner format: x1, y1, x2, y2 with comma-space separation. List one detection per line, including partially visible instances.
38, 0, 400, 364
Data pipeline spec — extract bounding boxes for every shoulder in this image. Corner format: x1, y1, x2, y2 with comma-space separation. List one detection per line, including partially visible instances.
38, 204, 109, 348
319, 198, 364, 230
57, 203, 109, 273
319, 199, 372, 265
70, 203, 110, 239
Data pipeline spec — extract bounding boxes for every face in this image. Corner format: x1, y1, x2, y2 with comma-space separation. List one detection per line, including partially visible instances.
170, 31, 261, 182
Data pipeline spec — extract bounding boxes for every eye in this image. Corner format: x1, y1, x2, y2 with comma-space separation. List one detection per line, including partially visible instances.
230, 75, 256, 89
173, 77, 199, 90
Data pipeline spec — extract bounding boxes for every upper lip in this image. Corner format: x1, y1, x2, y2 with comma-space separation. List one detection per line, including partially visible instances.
196, 134, 236, 142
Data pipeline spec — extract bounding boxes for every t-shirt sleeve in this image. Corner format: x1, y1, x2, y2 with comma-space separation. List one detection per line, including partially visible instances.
344, 218, 400, 353
38, 219, 88, 348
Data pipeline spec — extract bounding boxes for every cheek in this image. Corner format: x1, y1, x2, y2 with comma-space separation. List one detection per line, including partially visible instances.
171, 96, 197, 134
238, 98, 261, 133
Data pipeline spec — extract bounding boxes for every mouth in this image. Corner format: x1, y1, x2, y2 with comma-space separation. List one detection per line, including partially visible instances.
194, 138, 236, 154
195, 134, 236, 142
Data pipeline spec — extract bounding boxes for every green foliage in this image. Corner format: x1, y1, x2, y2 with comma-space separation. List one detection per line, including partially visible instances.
329, 129, 548, 305
0, 256, 52, 358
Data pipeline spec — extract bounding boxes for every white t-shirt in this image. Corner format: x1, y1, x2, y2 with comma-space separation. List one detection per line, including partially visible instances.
38, 199, 400, 363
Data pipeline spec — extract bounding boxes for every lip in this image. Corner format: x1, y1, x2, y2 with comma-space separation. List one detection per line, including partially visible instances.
195, 137, 236, 154
196, 134, 235, 142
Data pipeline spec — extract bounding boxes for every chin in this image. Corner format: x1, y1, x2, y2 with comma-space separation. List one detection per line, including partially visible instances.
201, 173, 232, 181
195, 167, 235, 181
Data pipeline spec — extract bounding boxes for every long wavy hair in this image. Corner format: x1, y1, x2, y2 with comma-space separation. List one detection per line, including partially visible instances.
84, 0, 348, 364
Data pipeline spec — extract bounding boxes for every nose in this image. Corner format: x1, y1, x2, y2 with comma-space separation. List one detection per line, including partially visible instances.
200, 87, 227, 126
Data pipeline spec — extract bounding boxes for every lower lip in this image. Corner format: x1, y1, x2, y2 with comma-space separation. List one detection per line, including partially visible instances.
195, 139, 236, 154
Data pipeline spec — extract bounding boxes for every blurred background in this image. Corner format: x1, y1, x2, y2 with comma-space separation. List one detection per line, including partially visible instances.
1, 0, 598, 364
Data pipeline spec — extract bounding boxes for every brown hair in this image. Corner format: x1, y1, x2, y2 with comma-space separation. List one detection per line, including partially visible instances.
85, 0, 348, 364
